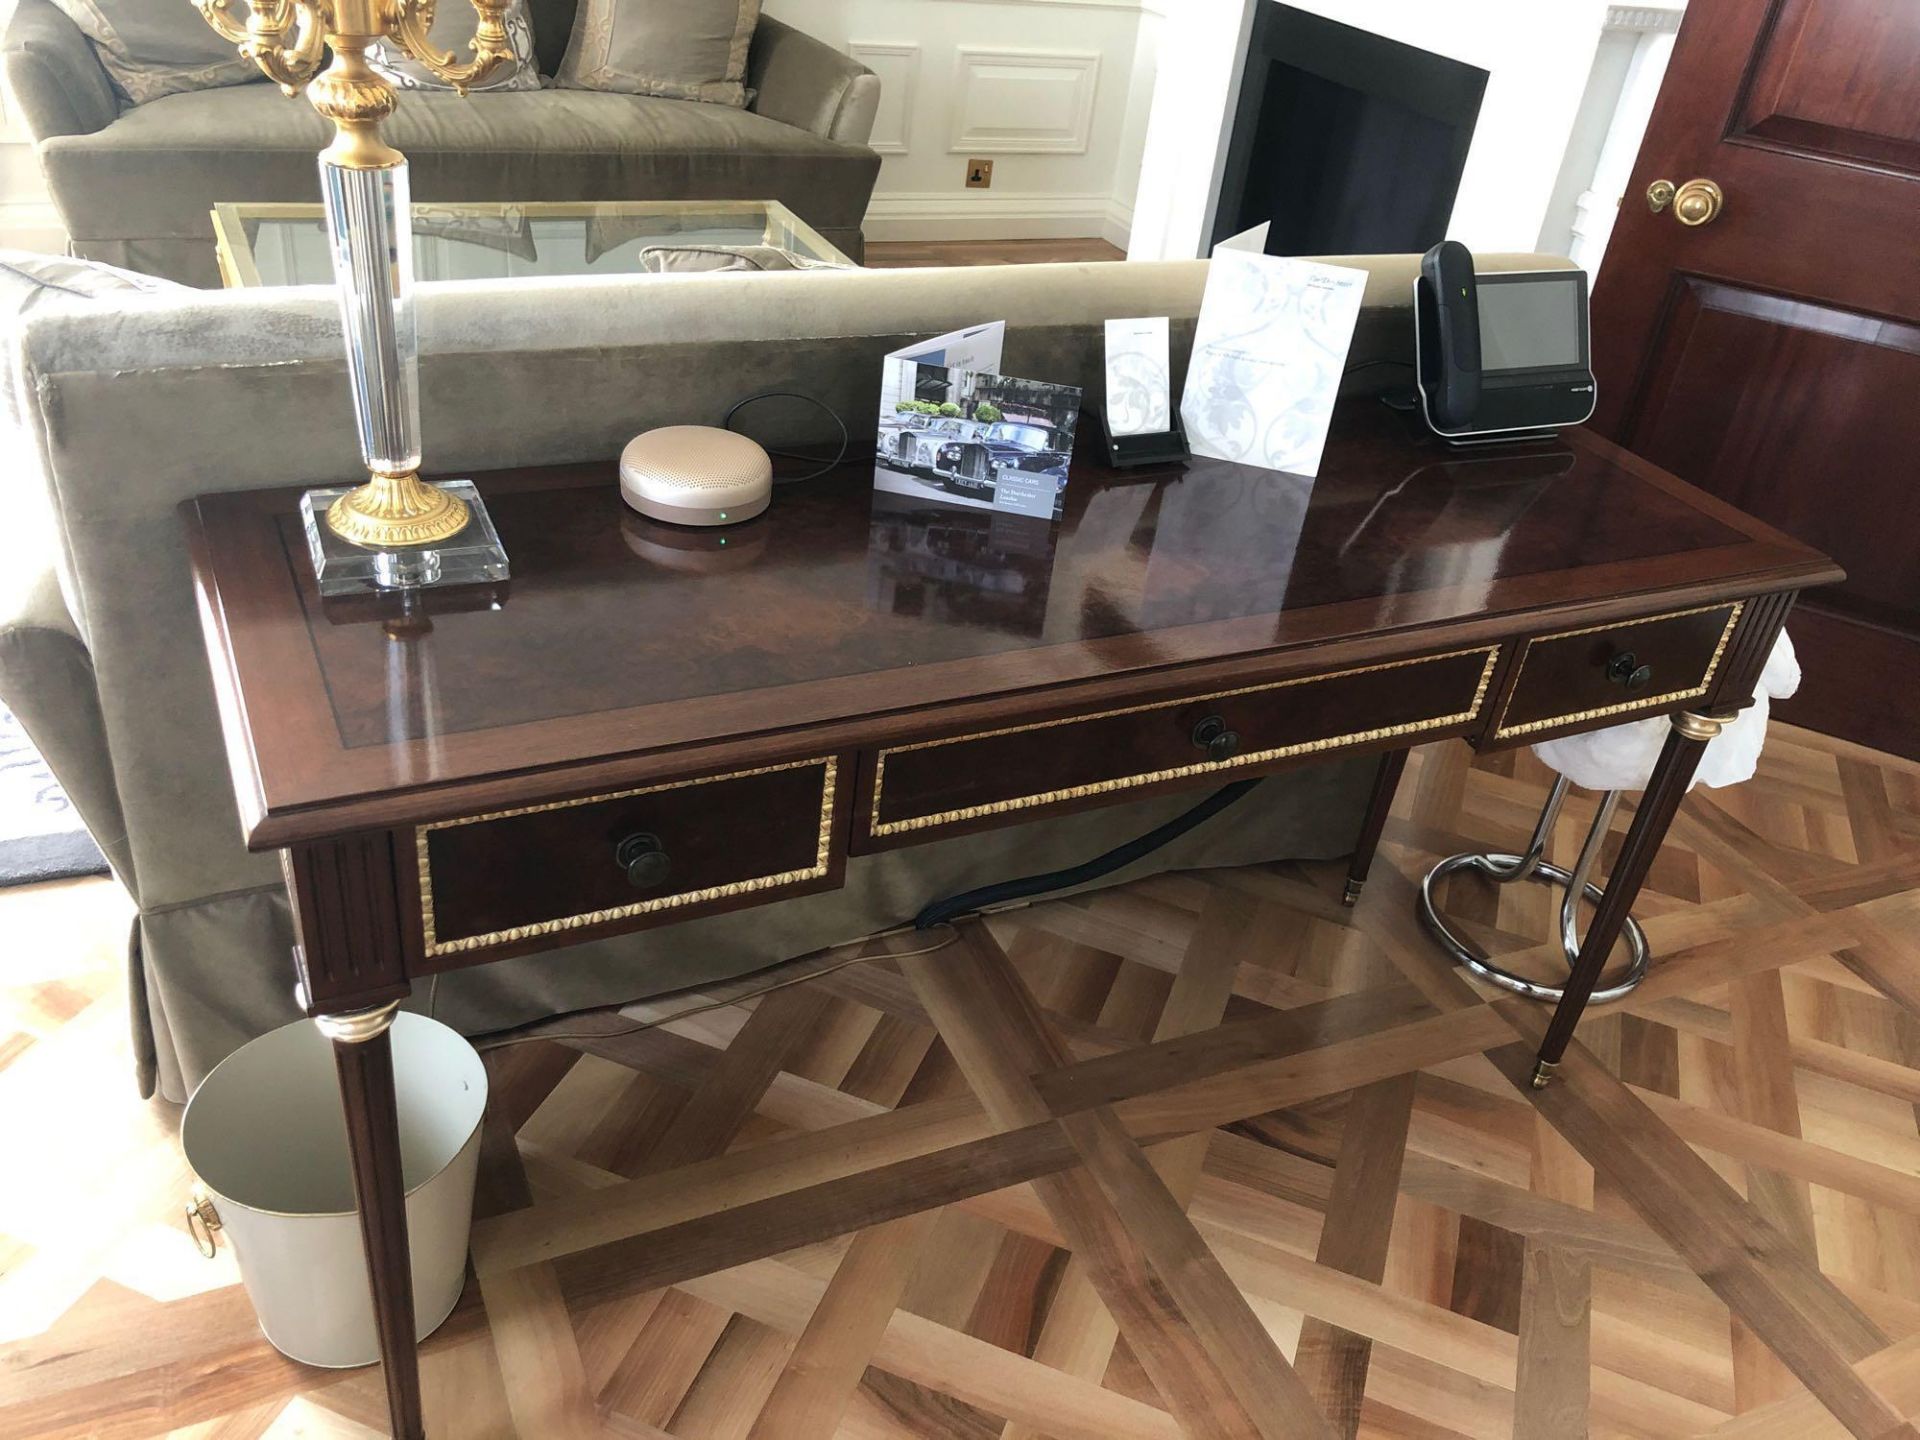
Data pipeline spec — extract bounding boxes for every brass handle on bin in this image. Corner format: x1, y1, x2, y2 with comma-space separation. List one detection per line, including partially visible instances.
1192, 715, 1242, 763
615, 833, 672, 891
186, 1189, 223, 1259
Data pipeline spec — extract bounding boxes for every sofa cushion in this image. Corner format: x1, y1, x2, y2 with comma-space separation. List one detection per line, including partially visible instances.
635, 242, 852, 273
369, 0, 542, 93
47, 0, 259, 104
43, 83, 884, 250
556, 0, 760, 107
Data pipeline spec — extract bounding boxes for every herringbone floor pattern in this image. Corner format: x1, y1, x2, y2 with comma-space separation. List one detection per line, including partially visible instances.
2, 726, 1918, 1438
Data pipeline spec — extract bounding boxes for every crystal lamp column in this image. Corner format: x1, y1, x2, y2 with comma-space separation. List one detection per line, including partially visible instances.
298, 155, 509, 594
322, 156, 424, 484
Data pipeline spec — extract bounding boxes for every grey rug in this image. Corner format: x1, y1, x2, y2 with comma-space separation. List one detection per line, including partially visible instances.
0, 703, 107, 886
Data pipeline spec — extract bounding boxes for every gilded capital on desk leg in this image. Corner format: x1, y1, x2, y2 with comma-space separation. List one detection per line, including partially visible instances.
318, 1000, 425, 1439
1529, 708, 1729, 1088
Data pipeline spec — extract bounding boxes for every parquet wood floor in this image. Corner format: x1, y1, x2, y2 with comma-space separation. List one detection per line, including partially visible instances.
3, 726, 1919, 1438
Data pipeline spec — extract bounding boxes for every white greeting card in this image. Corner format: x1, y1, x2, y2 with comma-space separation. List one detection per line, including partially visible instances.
1103, 317, 1172, 437
1180, 228, 1367, 477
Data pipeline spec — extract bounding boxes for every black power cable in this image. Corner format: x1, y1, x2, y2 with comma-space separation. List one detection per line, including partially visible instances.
914, 778, 1265, 930
723, 390, 852, 484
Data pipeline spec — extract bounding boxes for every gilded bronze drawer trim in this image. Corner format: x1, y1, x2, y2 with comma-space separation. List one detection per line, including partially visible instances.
417, 757, 838, 957
869, 647, 1501, 839
1491, 601, 1744, 741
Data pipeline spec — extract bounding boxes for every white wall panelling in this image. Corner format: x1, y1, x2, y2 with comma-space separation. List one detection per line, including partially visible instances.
765, 0, 1157, 245
949, 49, 1101, 155
848, 42, 921, 155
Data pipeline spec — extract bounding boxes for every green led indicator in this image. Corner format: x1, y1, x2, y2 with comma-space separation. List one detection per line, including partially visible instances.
719, 511, 729, 519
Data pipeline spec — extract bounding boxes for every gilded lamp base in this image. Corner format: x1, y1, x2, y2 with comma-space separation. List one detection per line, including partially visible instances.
301, 478, 509, 596
327, 471, 471, 550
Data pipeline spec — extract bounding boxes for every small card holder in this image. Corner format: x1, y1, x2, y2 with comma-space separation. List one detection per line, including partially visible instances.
1091, 406, 1189, 470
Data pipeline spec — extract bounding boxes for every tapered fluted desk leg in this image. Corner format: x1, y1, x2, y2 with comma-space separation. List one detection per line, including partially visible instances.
319, 1003, 425, 1440
1345, 748, 1409, 905
1529, 710, 1729, 1088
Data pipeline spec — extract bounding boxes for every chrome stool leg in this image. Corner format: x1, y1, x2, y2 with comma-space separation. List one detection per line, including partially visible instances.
1419, 775, 1651, 1003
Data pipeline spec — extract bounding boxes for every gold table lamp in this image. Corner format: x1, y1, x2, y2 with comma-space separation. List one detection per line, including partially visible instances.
195, 0, 516, 582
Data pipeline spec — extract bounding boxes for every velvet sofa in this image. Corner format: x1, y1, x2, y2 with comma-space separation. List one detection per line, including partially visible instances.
0, 0, 882, 287
0, 254, 1559, 1101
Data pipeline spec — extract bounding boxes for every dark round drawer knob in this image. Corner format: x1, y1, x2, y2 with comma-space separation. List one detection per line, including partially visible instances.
614, 832, 671, 891
1192, 715, 1242, 763
1605, 652, 1654, 692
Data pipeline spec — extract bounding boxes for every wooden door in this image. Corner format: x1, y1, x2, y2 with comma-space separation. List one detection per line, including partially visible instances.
1590, 0, 1920, 759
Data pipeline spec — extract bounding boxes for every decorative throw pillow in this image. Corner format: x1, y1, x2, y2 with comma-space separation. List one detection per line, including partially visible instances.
636, 244, 850, 273
368, 0, 543, 93
47, 0, 260, 105
556, 0, 763, 107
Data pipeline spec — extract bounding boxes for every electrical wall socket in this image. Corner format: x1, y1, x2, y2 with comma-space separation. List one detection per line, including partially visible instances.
966, 158, 994, 189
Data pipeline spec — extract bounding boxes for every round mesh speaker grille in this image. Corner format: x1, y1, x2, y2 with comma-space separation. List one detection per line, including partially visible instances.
622, 426, 772, 492
620, 426, 775, 526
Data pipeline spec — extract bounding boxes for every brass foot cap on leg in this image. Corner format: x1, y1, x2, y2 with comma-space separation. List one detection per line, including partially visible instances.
315, 1000, 401, 1045
1530, 1059, 1560, 1090
1342, 878, 1364, 907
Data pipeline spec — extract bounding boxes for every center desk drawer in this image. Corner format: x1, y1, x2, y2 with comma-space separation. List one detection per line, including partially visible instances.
418, 757, 840, 959
865, 647, 1500, 846
1491, 603, 1743, 741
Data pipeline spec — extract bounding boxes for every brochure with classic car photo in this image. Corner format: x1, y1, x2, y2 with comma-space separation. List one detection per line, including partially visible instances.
877, 323, 1083, 521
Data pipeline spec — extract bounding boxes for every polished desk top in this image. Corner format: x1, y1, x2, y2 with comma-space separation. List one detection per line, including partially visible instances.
186, 405, 1838, 847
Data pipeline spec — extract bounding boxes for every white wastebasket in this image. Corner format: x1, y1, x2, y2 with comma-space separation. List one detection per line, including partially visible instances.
181, 1012, 488, 1368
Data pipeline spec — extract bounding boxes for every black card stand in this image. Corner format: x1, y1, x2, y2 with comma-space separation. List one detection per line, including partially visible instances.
1091, 406, 1189, 470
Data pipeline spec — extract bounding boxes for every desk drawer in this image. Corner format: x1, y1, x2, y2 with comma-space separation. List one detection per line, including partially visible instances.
418, 758, 840, 958
1492, 603, 1743, 740
865, 647, 1500, 845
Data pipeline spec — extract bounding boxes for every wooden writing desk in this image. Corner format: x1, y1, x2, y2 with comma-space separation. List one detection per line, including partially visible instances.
186, 406, 1839, 1437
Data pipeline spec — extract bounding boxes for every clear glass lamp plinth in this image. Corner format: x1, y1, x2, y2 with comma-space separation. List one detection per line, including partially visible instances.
300, 480, 510, 595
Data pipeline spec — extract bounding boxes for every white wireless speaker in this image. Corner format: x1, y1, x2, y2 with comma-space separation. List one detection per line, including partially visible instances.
619, 425, 774, 527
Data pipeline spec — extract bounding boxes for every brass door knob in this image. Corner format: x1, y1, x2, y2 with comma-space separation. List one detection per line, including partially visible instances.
1647, 178, 1723, 226
1674, 178, 1724, 226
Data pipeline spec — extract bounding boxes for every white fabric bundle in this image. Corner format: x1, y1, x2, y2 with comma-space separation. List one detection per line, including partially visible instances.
1532, 632, 1799, 793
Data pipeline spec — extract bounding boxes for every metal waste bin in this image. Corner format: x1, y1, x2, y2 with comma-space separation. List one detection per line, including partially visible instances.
181, 1012, 487, 1367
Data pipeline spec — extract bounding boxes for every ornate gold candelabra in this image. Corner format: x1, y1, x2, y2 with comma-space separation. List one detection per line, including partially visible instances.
195, 0, 514, 558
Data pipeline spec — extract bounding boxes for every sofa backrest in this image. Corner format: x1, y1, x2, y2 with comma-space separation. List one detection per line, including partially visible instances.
528, 0, 578, 75
13, 255, 1566, 913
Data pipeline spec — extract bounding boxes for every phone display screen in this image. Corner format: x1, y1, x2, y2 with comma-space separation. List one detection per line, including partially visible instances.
1476, 276, 1586, 372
